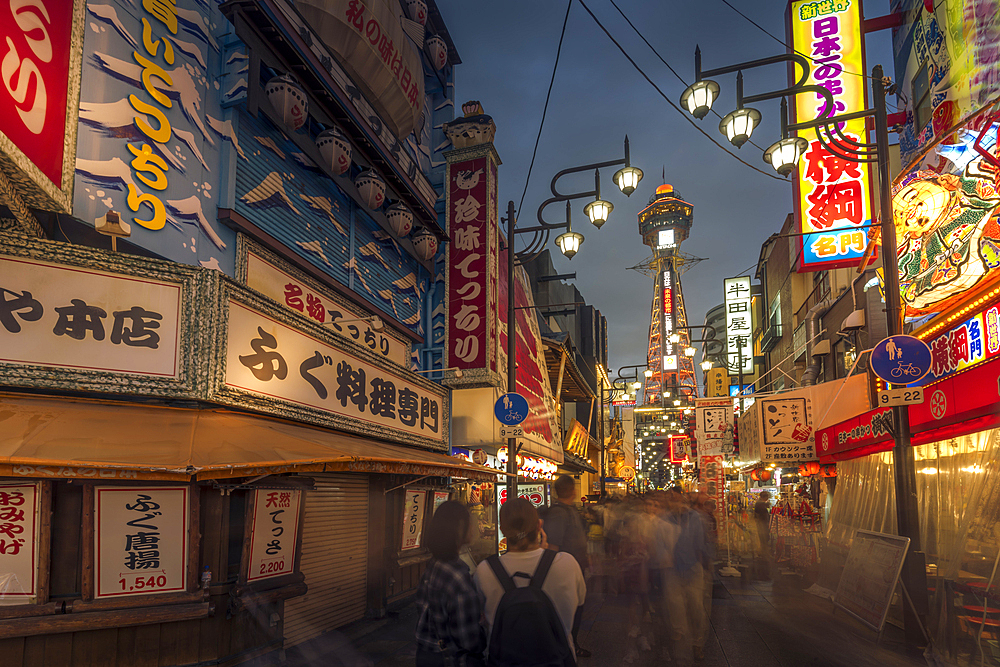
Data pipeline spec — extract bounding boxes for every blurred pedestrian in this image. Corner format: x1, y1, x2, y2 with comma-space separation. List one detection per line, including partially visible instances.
663, 489, 708, 665
753, 491, 772, 580
416, 501, 487, 667
475, 498, 583, 667
543, 475, 591, 658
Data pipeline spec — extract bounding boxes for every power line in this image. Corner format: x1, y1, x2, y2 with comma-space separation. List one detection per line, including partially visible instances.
605, 0, 771, 155
517, 0, 574, 217
575, 0, 786, 181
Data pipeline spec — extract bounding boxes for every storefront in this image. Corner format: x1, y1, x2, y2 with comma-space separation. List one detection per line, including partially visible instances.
0, 238, 498, 661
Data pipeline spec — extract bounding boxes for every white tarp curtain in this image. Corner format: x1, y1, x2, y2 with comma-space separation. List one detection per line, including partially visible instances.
828, 428, 1000, 664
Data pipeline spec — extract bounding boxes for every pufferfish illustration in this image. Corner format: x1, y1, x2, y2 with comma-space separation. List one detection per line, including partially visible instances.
455, 168, 484, 191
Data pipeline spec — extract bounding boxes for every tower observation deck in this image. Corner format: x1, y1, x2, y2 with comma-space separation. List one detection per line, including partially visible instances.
639, 184, 698, 405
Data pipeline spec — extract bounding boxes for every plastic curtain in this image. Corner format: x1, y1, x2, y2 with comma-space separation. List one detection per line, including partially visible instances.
827, 428, 1000, 664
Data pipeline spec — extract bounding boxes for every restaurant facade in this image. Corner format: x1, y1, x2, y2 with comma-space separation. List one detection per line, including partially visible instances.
0, 0, 507, 664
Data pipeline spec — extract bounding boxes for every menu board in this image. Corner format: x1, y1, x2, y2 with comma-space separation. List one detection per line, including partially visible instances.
834, 530, 910, 632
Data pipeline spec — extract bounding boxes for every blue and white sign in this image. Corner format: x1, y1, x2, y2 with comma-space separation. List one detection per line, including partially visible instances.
871, 335, 933, 385
494, 393, 529, 426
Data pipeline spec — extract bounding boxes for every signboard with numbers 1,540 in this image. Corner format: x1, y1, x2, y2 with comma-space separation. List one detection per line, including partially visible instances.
94, 487, 188, 599
247, 489, 301, 583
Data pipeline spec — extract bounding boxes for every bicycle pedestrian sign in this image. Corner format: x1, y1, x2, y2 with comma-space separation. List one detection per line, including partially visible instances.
494, 393, 529, 427
870, 335, 933, 385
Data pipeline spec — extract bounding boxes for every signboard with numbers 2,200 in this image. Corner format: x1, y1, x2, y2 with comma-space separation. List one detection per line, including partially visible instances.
247, 489, 301, 583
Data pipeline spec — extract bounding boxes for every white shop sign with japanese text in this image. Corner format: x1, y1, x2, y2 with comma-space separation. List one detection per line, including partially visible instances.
724, 277, 753, 375
401, 488, 426, 550
244, 251, 408, 366
0, 257, 181, 376
0, 484, 39, 605
760, 397, 817, 462
247, 489, 301, 582
226, 301, 444, 441
696, 398, 735, 456
94, 487, 188, 599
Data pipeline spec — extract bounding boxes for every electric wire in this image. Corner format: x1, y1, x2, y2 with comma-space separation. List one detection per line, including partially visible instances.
605, 0, 769, 154
575, 0, 786, 181
516, 0, 574, 223
716, 0, 901, 110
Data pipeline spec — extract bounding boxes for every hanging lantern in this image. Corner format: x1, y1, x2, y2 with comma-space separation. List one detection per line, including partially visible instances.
759, 469, 772, 482
750, 469, 760, 482
386, 202, 414, 237
316, 127, 352, 176
354, 169, 386, 209
264, 74, 308, 132
797, 464, 807, 477
802, 461, 822, 477
404, 0, 427, 24
822, 464, 838, 478
411, 227, 439, 261
425, 35, 448, 71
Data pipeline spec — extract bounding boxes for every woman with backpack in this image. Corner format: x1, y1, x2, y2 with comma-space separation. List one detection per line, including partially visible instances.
474, 498, 585, 667
415, 501, 487, 667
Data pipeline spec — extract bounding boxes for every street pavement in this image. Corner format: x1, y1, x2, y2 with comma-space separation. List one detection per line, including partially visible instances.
281, 572, 928, 667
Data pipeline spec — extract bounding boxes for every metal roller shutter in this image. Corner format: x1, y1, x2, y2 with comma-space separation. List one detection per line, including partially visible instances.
284, 474, 369, 648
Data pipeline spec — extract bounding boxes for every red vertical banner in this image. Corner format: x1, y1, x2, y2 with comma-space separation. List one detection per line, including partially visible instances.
444, 146, 501, 387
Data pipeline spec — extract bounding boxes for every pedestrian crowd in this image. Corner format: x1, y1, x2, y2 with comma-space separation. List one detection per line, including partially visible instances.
414, 476, 719, 667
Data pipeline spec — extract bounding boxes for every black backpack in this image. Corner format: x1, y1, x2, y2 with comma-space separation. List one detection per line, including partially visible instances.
485, 549, 576, 667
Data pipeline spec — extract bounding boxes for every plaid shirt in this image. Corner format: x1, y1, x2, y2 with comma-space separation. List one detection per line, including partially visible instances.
415, 558, 486, 662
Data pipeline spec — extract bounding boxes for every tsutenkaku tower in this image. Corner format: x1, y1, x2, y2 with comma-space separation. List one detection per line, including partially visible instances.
639, 184, 697, 404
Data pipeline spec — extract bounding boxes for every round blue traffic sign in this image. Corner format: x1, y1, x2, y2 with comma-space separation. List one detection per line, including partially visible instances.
494, 393, 529, 426
870, 335, 933, 385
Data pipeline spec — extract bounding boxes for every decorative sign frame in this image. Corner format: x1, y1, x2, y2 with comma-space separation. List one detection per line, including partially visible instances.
246, 489, 302, 583
208, 280, 449, 451
0, 236, 206, 398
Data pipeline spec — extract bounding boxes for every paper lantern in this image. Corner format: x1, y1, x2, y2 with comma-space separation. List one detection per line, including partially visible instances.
822, 464, 838, 478
426, 35, 448, 71
802, 461, 822, 477
386, 202, 414, 237
404, 0, 427, 24
759, 469, 772, 482
264, 74, 308, 132
750, 469, 760, 482
316, 127, 352, 176
411, 227, 439, 261
355, 170, 386, 209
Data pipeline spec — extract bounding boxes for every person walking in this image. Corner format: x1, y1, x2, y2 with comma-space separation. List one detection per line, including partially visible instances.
415, 501, 487, 667
663, 489, 708, 665
475, 498, 584, 666
543, 475, 591, 658
753, 491, 773, 580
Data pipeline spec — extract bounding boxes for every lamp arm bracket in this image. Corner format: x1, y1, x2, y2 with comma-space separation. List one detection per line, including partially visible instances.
815, 125, 880, 164
549, 158, 626, 198
701, 52, 810, 90
787, 107, 874, 132
536, 196, 592, 228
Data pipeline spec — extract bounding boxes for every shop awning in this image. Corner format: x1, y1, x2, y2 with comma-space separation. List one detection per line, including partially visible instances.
559, 452, 598, 475
542, 334, 596, 402
0, 394, 502, 482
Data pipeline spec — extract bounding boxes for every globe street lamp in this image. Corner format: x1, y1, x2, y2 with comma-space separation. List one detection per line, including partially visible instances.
679, 79, 720, 119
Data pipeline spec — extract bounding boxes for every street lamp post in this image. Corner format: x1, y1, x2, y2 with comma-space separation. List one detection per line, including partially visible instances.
502, 138, 642, 502
682, 50, 927, 647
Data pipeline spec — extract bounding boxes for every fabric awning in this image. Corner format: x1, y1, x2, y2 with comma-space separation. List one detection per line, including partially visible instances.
558, 452, 597, 475
0, 394, 501, 482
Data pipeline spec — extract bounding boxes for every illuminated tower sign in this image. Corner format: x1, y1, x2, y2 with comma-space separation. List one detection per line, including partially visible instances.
638, 184, 697, 403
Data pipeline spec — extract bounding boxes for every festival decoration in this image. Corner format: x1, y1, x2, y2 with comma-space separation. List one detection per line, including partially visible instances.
354, 170, 386, 209
386, 202, 414, 238
411, 227, 439, 261
425, 35, 448, 71
264, 74, 308, 132
316, 127, 352, 176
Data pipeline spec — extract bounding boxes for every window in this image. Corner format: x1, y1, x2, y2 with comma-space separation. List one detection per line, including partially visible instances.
912, 61, 932, 132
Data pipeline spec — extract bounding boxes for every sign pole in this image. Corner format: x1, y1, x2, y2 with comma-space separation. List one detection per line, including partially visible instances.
506, 201, 518, 503
872, 65, 928, 648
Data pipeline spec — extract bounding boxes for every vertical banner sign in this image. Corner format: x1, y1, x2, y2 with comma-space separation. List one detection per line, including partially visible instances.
247, 489, 301, 583
0, 0, 84, 212
445, 146, 501, 387
662, 268, 678, 373
401, 488, 427, 550
724, 277, 754, 375
0, 483, 38, 604
94, 487, 188, 598
790, 0, 874, 272
706, 367, 728, 397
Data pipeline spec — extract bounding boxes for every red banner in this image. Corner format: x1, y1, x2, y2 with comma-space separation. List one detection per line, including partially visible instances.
446, 156, 491, 371
0, 1, 76, 187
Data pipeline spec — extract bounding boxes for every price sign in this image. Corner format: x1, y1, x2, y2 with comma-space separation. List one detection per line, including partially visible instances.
401, 489, 427, 550
94, 487, 188, 599
878, 387, 925, 407
247, 489, 301, 582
